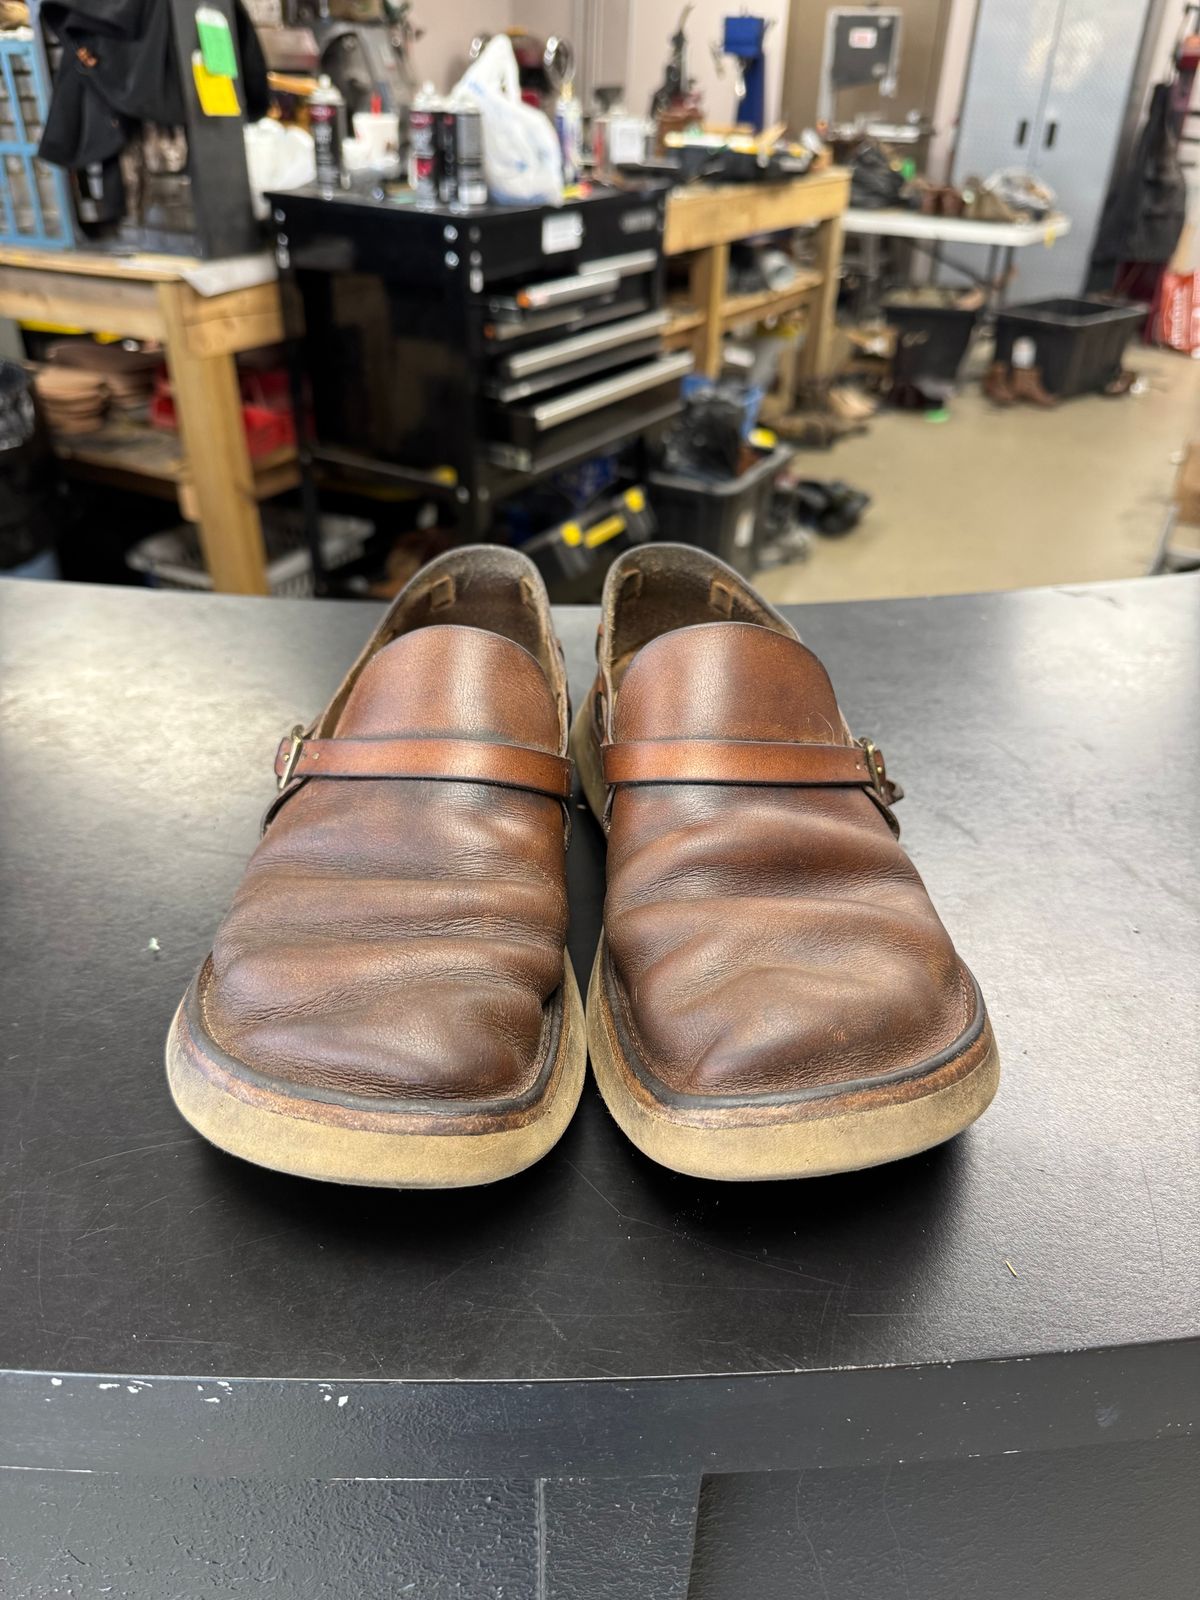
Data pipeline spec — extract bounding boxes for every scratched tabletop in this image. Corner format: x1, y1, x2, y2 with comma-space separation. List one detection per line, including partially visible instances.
0, 575, 1196, 1478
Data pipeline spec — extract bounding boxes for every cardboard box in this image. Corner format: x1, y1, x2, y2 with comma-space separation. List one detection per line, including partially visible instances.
1175, 440, 1200, 527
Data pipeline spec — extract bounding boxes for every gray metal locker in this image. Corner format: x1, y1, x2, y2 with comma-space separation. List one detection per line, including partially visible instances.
951, 0, 1151, 300
952, 0, 1064, 181
1031, 0, 1151, 297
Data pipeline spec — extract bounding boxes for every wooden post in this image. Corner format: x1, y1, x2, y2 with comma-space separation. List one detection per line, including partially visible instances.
689, 242, 729, 379
797, 214, 844, 380
157, 281, 270, 596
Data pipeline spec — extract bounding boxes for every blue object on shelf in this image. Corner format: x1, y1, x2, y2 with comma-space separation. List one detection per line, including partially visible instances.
721, 14, 770, 132
681, 374, 765, 439
0, 29, 75, 250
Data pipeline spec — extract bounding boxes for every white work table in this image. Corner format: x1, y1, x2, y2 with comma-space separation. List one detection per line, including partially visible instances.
843, 210, 1072, 310
844, 209, 1071, 247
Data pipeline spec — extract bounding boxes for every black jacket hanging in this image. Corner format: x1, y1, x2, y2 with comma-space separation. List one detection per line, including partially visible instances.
38, 0, 269, 170
1094, 83, 1187, 270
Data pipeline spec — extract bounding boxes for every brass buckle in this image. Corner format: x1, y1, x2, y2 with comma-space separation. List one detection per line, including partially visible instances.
278, 725, 306, 791
859, 738, 894, 803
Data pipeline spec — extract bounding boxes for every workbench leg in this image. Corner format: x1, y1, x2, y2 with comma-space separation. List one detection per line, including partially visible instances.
999, 245, 1016, 308
690, 243, 730, 379
157, 282, 270, 596
798, 214, 845, 381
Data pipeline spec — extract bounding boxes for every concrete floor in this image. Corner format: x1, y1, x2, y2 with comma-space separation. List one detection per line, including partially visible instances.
756, 344, 1199, 604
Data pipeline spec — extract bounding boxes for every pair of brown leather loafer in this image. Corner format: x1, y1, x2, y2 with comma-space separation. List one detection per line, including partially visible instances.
167, 544, 998, 1187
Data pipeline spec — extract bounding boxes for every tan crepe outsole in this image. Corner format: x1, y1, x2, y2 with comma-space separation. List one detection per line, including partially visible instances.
587, 941, 1000, 1180
571, 701, 1001, 1181
166, 958, 587, 1188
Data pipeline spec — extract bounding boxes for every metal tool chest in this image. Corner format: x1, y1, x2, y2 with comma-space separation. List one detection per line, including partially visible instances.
269, 182, 690, 553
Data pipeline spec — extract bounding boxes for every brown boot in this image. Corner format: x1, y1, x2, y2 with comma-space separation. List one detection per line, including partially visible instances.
982, 361, 1016, 405
573, 544, 999, 1181
166, 547, 585, 1186
1011, 365, 1058, 407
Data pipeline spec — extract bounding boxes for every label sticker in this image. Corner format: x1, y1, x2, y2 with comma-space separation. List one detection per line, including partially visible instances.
196, 6, 239, 78
619, 206, 658, 235
848, 26, 878, 47
542, 211, 583, 255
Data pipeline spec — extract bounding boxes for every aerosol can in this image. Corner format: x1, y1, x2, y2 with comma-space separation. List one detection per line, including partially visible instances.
555, 77, 582, 187
408, 80, 441, 203
310, 75, 347, 192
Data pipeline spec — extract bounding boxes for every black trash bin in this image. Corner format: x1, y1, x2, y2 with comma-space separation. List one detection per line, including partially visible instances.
993, 297, 1146, 397
645, 445, 794, 575
884, 289, 981, 387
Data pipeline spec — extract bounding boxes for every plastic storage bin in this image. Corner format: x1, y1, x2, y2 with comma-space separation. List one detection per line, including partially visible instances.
646, 445, 793, 575
993, 298, 1145, 398
883, 291, 980, 384
0, 34, 76, 249
127, 514, 369, 597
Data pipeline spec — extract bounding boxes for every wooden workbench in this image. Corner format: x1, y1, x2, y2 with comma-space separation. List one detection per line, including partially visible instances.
0, 172, 847, 596
0, 245, 293, 596
663, 166, 849, 384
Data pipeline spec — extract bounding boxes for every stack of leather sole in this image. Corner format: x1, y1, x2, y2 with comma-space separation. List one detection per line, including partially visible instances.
47, 339, 162, 413
34, 366, 109, 435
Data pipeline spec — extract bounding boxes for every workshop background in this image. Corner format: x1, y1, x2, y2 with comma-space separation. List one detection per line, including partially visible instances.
0, 0, 1196, 596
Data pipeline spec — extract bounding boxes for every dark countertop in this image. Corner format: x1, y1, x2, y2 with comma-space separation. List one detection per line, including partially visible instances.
1, 573, 1196, 1478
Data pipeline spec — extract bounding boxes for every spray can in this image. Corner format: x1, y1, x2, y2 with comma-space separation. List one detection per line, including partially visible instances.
436, 102, 459, 205
450, 100, 487, 208
554, 79, 582, 187
408, 81, 440, 203
310, 75, 347, 192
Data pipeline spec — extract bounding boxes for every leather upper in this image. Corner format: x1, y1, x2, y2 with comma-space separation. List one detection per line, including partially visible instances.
594, 549, 978, 1101
199, 552, 570, 1104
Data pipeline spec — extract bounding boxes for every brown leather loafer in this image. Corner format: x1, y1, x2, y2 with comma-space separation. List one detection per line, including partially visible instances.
167, 548, 585, 1187
573, 545, 998, 1181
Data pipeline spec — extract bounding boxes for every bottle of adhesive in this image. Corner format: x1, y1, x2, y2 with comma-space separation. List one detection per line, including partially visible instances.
310, 76, 347, 192
555, 77, 582, 187
408, 81, 441, 203
440, 93, 487, 209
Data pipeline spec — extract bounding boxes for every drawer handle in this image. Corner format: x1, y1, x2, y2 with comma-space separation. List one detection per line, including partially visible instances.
529, 352, 694, 430
576, 249, 659, 278
502, 310, 670, 378
516, 269, 621, 310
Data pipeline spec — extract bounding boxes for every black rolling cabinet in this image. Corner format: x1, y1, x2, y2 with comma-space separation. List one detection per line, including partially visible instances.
268, 182, 689, 569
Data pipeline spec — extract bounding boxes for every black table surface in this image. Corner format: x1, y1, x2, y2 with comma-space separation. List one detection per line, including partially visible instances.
1, 574, 1196, 1479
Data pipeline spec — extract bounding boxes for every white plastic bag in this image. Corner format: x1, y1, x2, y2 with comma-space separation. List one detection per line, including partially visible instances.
243, 120, 316, 220
453, 35, 563, 206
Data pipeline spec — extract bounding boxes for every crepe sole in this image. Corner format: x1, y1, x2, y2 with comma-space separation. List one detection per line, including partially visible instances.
166, 957, 586, 1188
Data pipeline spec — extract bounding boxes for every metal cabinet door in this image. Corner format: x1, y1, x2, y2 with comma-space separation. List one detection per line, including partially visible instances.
952, 0, 1065, 186
947, 0, 1064, 294
1019, 0, 1150, 299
